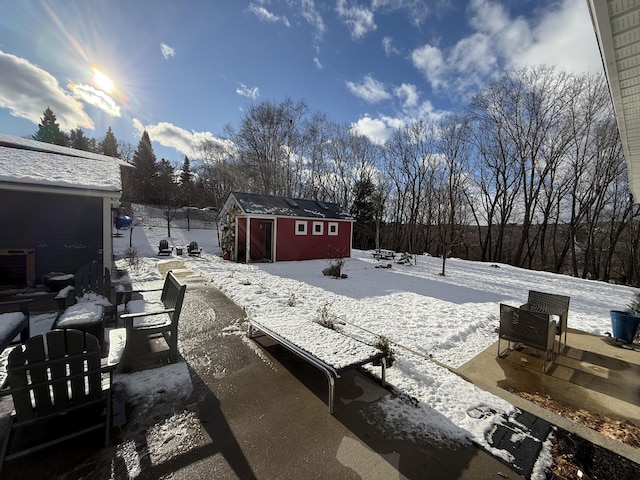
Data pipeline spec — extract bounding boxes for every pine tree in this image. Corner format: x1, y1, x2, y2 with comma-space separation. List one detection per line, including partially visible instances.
69, 128, 91, 151
130, 130, 158, 203
32, 107, 68, 146
351, 177, 377, 250
180, 156, 195, 230
99, 127, 119, 157
179, 156, 195, 203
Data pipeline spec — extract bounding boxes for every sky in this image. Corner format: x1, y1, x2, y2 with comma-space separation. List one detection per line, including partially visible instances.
0, 0, 604, 164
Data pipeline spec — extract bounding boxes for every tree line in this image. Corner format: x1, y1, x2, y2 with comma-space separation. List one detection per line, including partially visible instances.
32, 65, 640, 286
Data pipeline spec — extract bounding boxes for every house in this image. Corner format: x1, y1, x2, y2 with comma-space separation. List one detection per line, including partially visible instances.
0, 134, 128, 288
219, 192, 354, 263
587, 1, 640, 203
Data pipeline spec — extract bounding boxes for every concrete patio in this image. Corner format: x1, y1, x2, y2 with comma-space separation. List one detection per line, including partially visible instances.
0, 265, 524, 480
457, 328, 640, 467
1, 261, 639, 478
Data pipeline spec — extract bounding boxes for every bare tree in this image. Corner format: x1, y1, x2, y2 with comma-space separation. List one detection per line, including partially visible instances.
229, 98, 308, 196
435, 114, 472, 276
383, 120, 439, 253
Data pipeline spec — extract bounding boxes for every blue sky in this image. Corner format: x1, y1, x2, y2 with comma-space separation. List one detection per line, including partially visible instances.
0, 0, 603, 163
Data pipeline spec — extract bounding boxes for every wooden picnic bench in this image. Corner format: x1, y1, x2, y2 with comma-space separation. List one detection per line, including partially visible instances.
248, 319, 387, 414
373, 249, 396, 260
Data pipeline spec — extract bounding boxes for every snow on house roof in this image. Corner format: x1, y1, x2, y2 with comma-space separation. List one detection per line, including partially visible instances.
0, 133, 123, 194
230, 192, 354, 220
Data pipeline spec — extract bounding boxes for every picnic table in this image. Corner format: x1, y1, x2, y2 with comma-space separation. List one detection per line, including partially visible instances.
373, 249, 396, 260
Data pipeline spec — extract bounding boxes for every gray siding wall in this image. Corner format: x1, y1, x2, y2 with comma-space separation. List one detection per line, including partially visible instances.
0, 190, 103, 283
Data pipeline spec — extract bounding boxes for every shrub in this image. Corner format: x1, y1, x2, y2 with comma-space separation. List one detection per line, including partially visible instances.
124, 246, 142, 273
316, 301, 342, 330
374, 334, 396, 367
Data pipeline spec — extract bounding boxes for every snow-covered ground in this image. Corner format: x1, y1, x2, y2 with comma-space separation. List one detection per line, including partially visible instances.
103, 223, 640, 478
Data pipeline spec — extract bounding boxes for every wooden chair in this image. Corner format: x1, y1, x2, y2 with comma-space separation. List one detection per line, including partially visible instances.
0, 299, 32, 353
55, 261, 114, 323
0, 329, 123, 470
521, 290, 570, 353
187, 241, 202, 256
498, 304, 557, 372
157, 240, 173, 256
119, 271, 186, 371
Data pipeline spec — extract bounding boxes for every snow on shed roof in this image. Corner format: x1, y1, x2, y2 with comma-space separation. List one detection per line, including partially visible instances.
0, 134, 123, 194
230, 192, 354, 220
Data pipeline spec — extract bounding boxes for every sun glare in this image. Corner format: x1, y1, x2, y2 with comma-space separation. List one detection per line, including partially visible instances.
92, 67, 114, 93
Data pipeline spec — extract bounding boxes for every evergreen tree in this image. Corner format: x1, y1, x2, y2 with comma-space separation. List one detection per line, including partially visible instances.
351, 176, 377, 250
32, 107, 68, 146
130, 130, 158, 203
99, 127, 119, 157
180, 156, 195, 230
69, 128, 91, 151
180, 156, 194, 201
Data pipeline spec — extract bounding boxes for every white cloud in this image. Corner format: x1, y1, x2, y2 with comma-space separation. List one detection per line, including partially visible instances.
313, 57, 323, 69
0, 50, 94, 131
345, 75, 391, 103
336, 0, 376, 39
371, 0, 431, 27
300, 0, 327, 44
248, 3, 290, 27
411, 44, 447, 89
394, 83, 419, 109
508, 0, 601, 72
411, 0, 602, 97
236, 83, 260, 99
350, 114, 402, 144
160, 43, 176, 59
132, 118, 233, 158
382, 36, 399, 56
68, 83, 121, 117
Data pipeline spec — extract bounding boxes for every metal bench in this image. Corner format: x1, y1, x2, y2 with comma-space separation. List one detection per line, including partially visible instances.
248, 319, 387, 414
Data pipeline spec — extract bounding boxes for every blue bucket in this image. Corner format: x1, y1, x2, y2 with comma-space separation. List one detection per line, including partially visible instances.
610, 310, 640, 343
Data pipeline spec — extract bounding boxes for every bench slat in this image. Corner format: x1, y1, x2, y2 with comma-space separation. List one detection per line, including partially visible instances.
248, 319, 386, 414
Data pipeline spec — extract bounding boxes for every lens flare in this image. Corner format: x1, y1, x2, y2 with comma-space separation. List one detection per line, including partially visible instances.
92, 66, 113, 93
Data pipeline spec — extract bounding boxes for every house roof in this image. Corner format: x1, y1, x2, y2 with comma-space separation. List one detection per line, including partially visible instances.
0, 134, 124, 195
587, 0, 640, 202
229, 192, 354, 220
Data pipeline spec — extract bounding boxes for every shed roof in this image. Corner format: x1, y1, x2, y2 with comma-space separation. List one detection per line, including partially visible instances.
0, 134, 123, 195
229, 192, 354, 220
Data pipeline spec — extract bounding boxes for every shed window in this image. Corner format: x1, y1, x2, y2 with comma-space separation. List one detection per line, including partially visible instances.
312, 221, 324, 235
295, 220, 308, 235
328, 222, 338, 236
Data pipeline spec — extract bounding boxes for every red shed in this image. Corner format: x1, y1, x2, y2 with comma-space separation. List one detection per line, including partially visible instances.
218, 192, 354, 263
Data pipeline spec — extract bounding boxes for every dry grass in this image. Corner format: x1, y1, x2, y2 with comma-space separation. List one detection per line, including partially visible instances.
516, 392, 640, 479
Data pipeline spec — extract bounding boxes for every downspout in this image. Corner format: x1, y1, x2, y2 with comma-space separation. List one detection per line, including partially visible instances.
273, 218, 278, 262
246, 216, 251, 264
103, 197, 116, 272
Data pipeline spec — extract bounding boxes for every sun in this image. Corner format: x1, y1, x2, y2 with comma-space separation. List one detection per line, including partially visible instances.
92, 66, 114, 93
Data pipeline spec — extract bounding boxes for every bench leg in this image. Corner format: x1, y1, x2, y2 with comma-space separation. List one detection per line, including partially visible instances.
327, 374, 336, 415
